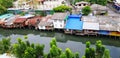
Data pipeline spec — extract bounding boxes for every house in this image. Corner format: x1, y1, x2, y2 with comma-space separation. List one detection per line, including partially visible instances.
13, 14, 34, 28
0, 14, 14, 26
91, 4, 108, 15
65, 14, 83, 35
38, 22, 53, 30
37, 15, 53, 30
75, 1, 89, 12
51, 13, 68, 29
83, 22, 99, 35
25, 16, 41, 29
2, 15, 20, 28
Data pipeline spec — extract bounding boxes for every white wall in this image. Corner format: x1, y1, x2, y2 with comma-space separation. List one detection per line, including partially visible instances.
53, 20, 64, 29
38, 26, 46, 30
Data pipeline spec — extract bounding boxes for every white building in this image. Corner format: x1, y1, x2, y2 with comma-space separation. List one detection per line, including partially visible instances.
75, 1, 89, 11
51, 13, 68, 29
14, 0, 67, 10
37, 0, 67, 10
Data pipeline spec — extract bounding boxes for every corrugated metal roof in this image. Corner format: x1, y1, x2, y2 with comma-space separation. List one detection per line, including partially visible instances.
0, 14, 14, 19
26, 16, 41, 26
14, 18, 27, 23
51, 13, 69, 20
83, 22, 99, 30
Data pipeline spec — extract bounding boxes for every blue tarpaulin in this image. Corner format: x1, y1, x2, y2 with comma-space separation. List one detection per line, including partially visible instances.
65, 14, 83, 30
98, 30, 110, 35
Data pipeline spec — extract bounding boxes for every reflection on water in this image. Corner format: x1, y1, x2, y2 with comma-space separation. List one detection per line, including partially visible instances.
0, 28, 120, 58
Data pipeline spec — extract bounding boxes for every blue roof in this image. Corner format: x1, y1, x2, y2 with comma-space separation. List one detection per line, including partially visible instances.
65, 18, 83, 30
0, 14, 14, 19
68, 14, 82, 18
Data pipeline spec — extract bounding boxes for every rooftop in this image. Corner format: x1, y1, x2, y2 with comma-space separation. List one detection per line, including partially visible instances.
75, 1, 89, 5
65, 15, 83, 30
91, 4, 107, 10
0, 14, 14, 19
51, 13, 69, 20
83, 22, 99, 30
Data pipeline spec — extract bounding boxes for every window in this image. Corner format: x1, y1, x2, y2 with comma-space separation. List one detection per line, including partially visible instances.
60, 24, 62, 27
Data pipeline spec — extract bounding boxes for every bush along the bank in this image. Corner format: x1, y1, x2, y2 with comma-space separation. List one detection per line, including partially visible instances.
44, 38, 80, 58
83, 40, 111, 58
0, 38, 11, 54
12, 36, 44, 58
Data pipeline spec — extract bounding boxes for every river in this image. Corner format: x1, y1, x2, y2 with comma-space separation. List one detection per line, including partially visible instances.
0, 28, 120, 58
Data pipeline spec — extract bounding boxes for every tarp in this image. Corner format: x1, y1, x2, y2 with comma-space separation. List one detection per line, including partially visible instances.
98, 30, 110, 35
68, 14, 82, 18
109, 32, 120, 36
65, 18, 83, 30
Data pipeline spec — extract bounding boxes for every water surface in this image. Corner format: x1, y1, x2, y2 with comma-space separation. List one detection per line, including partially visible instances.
0, 28, 120, 58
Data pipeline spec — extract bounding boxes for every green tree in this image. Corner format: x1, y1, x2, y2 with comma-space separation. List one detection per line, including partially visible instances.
60, 52, 67, 58
74, 52, 79, 58
82, 6, 91, 15
103, 49, 111, 58
53, 5, 72, 12
86, 41, 91, 48
0, 38, 11, 54
65, 48, 73, 58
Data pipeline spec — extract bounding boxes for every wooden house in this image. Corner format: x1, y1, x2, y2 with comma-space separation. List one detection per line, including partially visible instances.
25, 16, 41, 29
37, 15, 53, 30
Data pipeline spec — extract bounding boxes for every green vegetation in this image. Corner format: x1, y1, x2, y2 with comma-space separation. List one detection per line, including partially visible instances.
74, 0, 107, 6
0, 38, 11, 54
82, 6, 91, 15
53, 5, 72, 12
0, 37, 111, 58
83, 40, 111, 58
0, 0, 13, 14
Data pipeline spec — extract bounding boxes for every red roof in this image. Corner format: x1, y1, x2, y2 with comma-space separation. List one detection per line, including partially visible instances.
14, 18, 27, 23
26, 16, 41, 26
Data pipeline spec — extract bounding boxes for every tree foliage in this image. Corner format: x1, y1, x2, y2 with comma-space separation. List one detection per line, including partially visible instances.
82, 6, 91, 15
0, 0, 13, 14
53, 5, 72, 12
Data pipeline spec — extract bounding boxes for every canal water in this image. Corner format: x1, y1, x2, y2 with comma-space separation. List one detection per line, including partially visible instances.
0, 28, 120, 58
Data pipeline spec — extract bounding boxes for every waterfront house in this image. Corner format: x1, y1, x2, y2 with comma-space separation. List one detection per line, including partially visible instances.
51, 13, 68, 29
13, 14, 34, 28
25, 16, 41, 29
38, 15, 53, 30
83, 22, 99, 35
2, 15, 20, 28
75, 1, 89, 12
91, 4, 108, 15
0, 14, 14, 26
38, 22, 53, 30
65, 14, 83, 35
